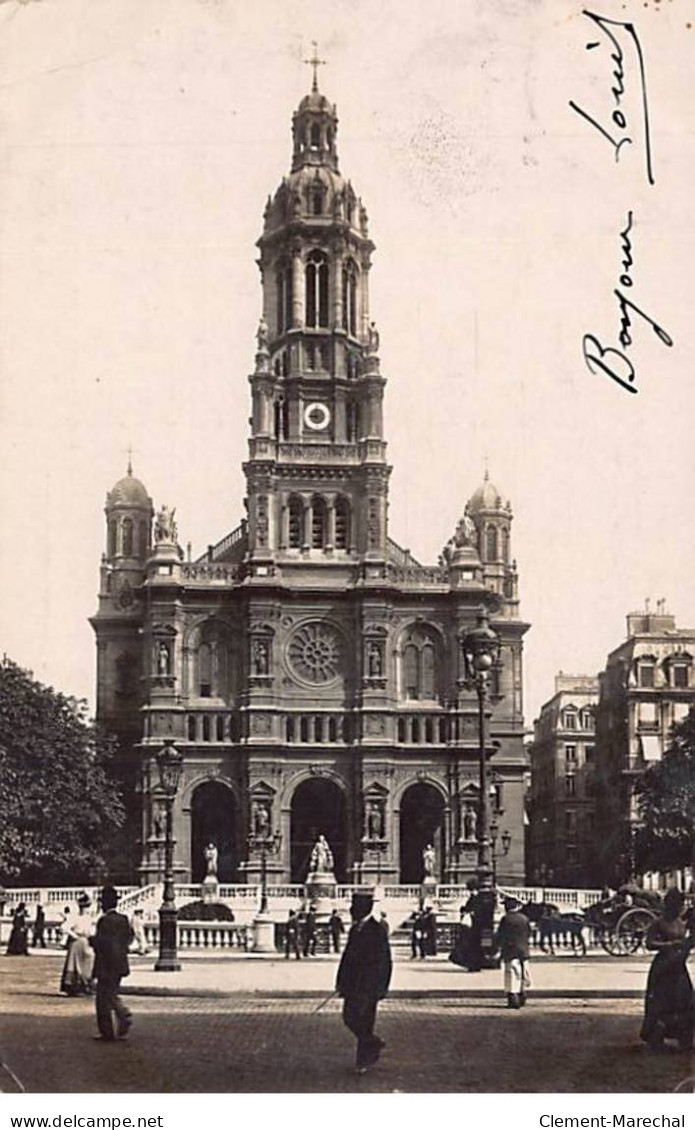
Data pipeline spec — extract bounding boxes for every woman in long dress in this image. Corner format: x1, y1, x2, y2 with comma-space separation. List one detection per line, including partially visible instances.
60, 895, 95, 996
640, 888, 694, 1052
6, 903, 30, 955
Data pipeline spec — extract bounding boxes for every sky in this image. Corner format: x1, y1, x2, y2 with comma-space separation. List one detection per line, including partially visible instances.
0, 0, 693, 726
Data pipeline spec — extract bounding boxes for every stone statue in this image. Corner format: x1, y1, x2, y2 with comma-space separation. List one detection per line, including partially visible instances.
256, 316, 269, 354
154, 505, 177, 545
309, 834, 334, 875
367, 801, 384, 840
454, 511, 478, 548
204, 842, 218, 878
367, 642, 383, 678
359, 204, 369, 236
367, 321, 380, 355
253, 639, 269, 676
157, 642, 170, 677
422, 843, 436, 879
253, 800, 271, 838
463, 805, 477, 841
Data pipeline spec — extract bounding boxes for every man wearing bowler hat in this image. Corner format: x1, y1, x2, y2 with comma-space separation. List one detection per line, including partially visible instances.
91, 886, 133, 1040
336, 891, 392, 1073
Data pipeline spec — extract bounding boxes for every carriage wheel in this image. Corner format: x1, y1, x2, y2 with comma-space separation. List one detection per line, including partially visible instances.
603, 930, 631, 956
616, 908, 657, 954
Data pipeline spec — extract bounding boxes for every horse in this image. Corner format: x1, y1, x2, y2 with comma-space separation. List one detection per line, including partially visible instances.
520, 901, 586, 956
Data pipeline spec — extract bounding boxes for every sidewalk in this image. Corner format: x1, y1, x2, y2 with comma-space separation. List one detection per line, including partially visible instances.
123, 951, 656, 1000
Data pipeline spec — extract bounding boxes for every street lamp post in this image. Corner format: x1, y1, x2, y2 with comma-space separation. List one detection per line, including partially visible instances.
248, 830, 282, 952
463, 608, 501, 892
490, 820, 512, 886
463, 608, 502, 969
154, 740, 184, 972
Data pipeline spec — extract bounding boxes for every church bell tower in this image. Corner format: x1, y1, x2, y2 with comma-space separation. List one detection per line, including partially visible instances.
244, 64, 390, 574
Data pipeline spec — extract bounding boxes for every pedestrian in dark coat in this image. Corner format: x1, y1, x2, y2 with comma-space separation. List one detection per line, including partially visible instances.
494, 896, 531, 1009
422, 907, 437, 956
284, 910, 301, 959
336, 892, 392, 1073
6, 903, 29, 955
329, 909, 344, 953
302, 908, 317, 957
91, 886, 133, 1040
410, 910, 426, 959
32, 904, 46, 949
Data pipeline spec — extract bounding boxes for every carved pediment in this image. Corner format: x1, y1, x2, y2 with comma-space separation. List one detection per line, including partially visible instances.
250, 780, 276, 800
152, 623, 177, 638
364, 781, 389, 799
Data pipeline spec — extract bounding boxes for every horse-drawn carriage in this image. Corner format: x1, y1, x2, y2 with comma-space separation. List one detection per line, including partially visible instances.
584, 889, 662, 955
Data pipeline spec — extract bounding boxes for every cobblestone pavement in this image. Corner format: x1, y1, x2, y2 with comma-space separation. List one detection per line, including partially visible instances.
1, 956, 693, 1094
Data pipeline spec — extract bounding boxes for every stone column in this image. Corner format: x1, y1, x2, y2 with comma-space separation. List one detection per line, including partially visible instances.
326, 494, 336, 551
292, 251, 304, 328
302, 497, 312, 551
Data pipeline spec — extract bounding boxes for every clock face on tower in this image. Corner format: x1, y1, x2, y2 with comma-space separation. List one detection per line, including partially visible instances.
304, 401, 331, 432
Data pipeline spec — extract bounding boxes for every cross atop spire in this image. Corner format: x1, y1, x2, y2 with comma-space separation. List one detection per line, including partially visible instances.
127, 444, 133, 476
304, 41, 327, 92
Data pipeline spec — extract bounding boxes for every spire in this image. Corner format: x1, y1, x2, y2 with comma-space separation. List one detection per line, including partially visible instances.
304, 41, 327, 93
127, 445, 133, 477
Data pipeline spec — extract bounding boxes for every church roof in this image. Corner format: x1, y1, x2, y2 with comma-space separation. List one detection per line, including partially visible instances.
107, 465, 150, 508
467, 471, 508, 513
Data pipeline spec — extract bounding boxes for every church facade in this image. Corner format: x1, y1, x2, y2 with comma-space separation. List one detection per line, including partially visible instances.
91, 80, 530, 890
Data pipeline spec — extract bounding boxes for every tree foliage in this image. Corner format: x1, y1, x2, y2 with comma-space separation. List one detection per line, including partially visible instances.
0, 657, 124, 884
635, 708, 695, 874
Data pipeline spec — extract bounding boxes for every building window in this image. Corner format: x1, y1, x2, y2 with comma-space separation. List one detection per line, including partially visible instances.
401, 630, 439, 701
565, 744, 577, 764
562, 710, 577, 730
425, 717, 434, 743
486, 525, 498, 561
202, 716, 211, 742
580, 709, 593, 730
439, 716, 448, 743
346, 400, 361, 442
314, 715, 323, 742
286, 716, 295, 742
410, 717, 420, 744
122, 518, 133, 557
404, 645, 419, 699
288, 496, 303, 548
300, 716, 310, 743
672, 664, 689, 689
305, 251, 329, 328
276, 263, 293, 334
311, 496, 327, 548
342, 261, 358, 336
335, 497, 350, 549
274, 399, 289, 440
312, 188, 323, 216
187, 715, 196, 741
639, 663, 655, 688
565, 810, 575, 833
565, 775, 576, 797
310, 123, 321, 149
328, 716, 337, 742
397, 717, 406, 743
198, 644, 212, 698
501, 528, 510, 563
585, 745, 595, 763
216, 716, 225, 742
108, 519, 117, 557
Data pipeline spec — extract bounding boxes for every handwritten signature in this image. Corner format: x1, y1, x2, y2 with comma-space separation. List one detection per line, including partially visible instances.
569, 9, 654, 185
582, 211, 673, 394
571, 11, 672, 393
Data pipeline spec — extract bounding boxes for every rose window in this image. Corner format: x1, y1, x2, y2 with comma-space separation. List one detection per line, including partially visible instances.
287, 621, 343, 684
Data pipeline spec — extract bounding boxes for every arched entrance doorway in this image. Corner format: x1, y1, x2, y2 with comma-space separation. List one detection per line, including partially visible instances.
290, 778, 347, 883
191, 780, 237, 882
399, 782, 446, 883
